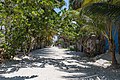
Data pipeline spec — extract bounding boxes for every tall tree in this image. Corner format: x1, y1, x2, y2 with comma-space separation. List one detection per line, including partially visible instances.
0, 0, 64, 58
69, 0, 120, 65
84, 2, 120, 65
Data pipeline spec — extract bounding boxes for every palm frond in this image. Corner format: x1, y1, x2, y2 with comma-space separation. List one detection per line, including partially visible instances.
69, 0, 82, 10
85, 3, 120, 21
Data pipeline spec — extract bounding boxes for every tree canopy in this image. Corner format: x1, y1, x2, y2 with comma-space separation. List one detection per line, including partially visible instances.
0, 0, 65, 58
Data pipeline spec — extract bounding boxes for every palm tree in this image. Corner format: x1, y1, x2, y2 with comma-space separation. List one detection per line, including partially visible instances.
118, 23, 120, 54
69, 0, 120, 65
85, 2, 120, 65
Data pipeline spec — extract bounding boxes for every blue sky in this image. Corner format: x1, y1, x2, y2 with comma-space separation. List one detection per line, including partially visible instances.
54, 0, 69, 13
63, 0, 69, 10
53, 0, 69, 41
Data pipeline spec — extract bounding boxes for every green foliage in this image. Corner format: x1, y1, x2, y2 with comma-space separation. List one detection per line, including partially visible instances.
85, 3, 120, 21
0, 0, 63, 58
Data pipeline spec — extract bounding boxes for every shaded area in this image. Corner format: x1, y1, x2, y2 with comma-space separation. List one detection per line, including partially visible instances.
0, 57, 68, 74
0, 47, 120, 80
0, 75, 38, 80
60, 50, 120, 80
0, 48, 69, 74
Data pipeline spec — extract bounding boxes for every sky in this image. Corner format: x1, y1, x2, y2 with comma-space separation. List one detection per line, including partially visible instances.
53, 0, 69, 42
54, 0, 69, 13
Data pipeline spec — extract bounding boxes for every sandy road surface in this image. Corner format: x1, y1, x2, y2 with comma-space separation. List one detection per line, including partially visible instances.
0, 47, 120, 80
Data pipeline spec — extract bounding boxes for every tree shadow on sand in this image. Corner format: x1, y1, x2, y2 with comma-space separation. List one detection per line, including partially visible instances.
0, 48, 120, 80
0, 75, 38, 80
59, 50, 120, 80
0, 57, 68, 74
0, 48, 69, 74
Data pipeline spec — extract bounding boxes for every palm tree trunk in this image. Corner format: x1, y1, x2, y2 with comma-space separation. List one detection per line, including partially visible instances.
107, 19, 118, 65
109, 39, 118, 65
118, 23, 120, 54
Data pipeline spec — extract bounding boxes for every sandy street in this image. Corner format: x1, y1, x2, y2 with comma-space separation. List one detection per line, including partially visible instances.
0, 47, 120, 80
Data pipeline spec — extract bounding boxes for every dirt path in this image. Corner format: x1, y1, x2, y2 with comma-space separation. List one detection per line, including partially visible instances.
0, 47, 80, 80
0, 47, 120, 80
